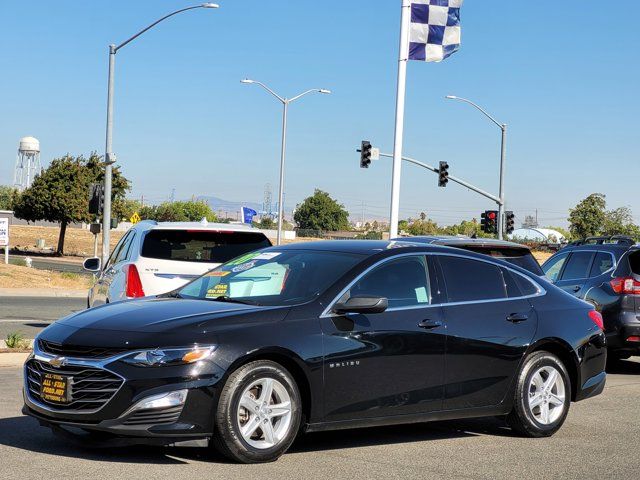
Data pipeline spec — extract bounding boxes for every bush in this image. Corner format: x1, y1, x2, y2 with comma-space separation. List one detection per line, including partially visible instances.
5, 332, 29, 349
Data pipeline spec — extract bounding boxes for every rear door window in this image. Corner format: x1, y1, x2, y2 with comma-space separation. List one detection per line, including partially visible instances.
560, 252, 595, 281
589, 252, 614, 277
438, 256, 506, 302
141, 230, 271, 263
502, 268, 539, 297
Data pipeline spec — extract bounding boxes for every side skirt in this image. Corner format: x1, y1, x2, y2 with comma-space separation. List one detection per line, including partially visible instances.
305, 404, 511, 433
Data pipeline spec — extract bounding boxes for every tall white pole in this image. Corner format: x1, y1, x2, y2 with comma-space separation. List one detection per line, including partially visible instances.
389, 0, 412, 239
497, 124, 507, 240
276, 101, 288, 245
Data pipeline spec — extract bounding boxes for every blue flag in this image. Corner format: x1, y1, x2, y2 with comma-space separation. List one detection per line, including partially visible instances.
242, 207, 257, 224
409, 0, 463, 63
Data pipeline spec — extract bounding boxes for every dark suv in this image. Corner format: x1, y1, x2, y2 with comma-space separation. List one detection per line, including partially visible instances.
541, 236, 640, 360
395, 236, 544, 276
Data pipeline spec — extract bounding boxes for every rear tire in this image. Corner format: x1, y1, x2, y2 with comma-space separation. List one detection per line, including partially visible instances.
211, 360, 301, 463
507, 351, 571, 437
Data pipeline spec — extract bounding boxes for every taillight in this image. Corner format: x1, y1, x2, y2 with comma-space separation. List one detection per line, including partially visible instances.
125, 264, 145, 298
609, 276, 640, 295
627, 336, 640, 343
588, 310, 604, 330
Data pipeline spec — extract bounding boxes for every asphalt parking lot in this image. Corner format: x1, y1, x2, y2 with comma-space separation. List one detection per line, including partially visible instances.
0, 296, 86, 339
0, 360, 638, 480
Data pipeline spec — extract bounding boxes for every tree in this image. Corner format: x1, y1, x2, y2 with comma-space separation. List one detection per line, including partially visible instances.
12, 153, 130, 255
0, 186, 18, 210
568, 193, 640, 240
253, 217, 276, 229
139, 200, 217, 222
294, 190, 349, 231
568, 193, 607, 239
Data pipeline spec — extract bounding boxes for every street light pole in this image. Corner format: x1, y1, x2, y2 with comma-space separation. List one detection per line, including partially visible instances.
277, 101, 288, 246
241, 79, 331, 245
101, 3, 219, 266
445, 96, 507, 239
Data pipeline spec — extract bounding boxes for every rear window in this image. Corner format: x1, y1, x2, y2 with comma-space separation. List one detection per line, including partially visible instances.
141, 230, 271, 264
453, 246, 544, 275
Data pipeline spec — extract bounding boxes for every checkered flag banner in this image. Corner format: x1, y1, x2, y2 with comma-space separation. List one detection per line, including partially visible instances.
409, 0, 463, 63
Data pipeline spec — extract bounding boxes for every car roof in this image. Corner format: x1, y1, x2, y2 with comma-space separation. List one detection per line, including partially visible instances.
560, 243, 638, 253
394, 236, 532, 250
267, 239, 529, 258
133, 220, 262, 233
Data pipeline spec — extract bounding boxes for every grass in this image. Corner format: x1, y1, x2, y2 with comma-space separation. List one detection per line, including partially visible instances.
5, 332, 29, 349
0, 263, 91, 289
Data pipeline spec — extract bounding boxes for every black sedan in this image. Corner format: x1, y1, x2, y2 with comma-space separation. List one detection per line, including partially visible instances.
23, 241, 606, 463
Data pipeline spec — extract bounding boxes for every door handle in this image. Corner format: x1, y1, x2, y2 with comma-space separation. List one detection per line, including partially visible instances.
506, 313, 528, 323
572, 286, 581, 292
418, 319, 443, 330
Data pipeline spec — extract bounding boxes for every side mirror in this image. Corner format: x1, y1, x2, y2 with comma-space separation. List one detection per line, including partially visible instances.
83, 257, 101, 273
333, 296, 388, 315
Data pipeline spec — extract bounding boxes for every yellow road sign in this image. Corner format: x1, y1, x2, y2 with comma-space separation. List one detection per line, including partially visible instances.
130, 212, 141, 224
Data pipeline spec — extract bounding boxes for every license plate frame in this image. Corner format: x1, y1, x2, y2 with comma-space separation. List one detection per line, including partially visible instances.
40, 372, 70, 404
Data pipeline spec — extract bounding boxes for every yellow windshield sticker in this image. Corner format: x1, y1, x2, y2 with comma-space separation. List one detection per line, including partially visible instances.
207, 271, 231, 277
206, 284, 228, 298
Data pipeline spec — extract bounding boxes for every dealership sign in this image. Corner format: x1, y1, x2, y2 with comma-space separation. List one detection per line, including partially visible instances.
0, 218, 8, 246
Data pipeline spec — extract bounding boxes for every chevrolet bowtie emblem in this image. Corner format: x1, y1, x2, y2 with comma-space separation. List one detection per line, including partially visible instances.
48, 356, 67, 368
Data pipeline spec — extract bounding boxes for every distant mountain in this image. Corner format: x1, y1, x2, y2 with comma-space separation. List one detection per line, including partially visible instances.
195, 196, 266, 216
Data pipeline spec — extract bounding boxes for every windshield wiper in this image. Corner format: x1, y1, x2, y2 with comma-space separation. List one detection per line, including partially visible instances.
210, 295, 261, 306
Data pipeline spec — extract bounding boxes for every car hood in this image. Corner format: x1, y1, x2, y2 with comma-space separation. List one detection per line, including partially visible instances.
55, 297, 285, 334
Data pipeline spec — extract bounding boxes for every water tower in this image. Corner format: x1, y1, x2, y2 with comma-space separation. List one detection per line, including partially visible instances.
14, 136, 41, 191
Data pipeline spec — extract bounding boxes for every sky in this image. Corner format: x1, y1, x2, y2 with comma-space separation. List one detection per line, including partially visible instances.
0, 1, 639, 228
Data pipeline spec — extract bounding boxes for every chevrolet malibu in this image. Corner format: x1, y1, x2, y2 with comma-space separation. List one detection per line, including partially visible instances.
23, 241, 606, 463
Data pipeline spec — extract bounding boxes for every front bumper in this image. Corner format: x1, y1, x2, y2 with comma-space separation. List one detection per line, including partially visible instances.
22, 345, 226, 442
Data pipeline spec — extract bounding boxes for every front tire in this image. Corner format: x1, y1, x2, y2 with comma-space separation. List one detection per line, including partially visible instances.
507, 351, 571, 437
211, 360, 301, 463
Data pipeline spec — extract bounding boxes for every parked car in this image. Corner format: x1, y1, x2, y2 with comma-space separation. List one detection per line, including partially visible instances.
25, 241, 606, 463
394, 236, 544, 275
83, 220, 271, 307
541, 235, 640, 361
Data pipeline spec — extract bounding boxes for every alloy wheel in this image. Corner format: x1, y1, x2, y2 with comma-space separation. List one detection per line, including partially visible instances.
237, 377, 293, 449
527, 365, 566, 425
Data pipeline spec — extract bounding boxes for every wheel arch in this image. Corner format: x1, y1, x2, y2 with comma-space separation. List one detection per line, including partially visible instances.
224, 347, 315, 426
527, 338, 580, 401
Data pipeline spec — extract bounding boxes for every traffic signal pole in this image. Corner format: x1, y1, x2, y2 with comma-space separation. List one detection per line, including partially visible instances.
497, 124, 507, 240
377, 152, 501, 205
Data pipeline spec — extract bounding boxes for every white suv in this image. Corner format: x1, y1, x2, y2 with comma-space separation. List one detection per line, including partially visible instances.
83, 220, 271, 307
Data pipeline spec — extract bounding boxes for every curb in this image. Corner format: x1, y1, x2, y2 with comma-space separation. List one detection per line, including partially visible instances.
0, 352, 30, 368
0, 288, 87, 298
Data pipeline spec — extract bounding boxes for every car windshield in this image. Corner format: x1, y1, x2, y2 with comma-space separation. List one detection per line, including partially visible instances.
178, 250, 364, 306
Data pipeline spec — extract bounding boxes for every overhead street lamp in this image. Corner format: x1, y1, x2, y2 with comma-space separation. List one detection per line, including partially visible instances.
101, 3, 219, 266
445, 95, 508, 239
241, 79, 331, 245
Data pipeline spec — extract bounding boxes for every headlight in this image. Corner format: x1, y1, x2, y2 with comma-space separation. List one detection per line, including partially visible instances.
123, 346, 216, 367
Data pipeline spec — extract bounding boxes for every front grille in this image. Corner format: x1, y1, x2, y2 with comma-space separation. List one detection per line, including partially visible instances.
38, 340, 129, 359
26, 359, 123, 412
123, 405, 184, 426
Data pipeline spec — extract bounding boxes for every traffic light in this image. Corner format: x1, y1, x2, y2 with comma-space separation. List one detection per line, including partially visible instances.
88, 183, 104, 216
360, 140, 372, 169
481, 210, 498, 234
438, 161, 449, 187
505, 211, 515, 234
